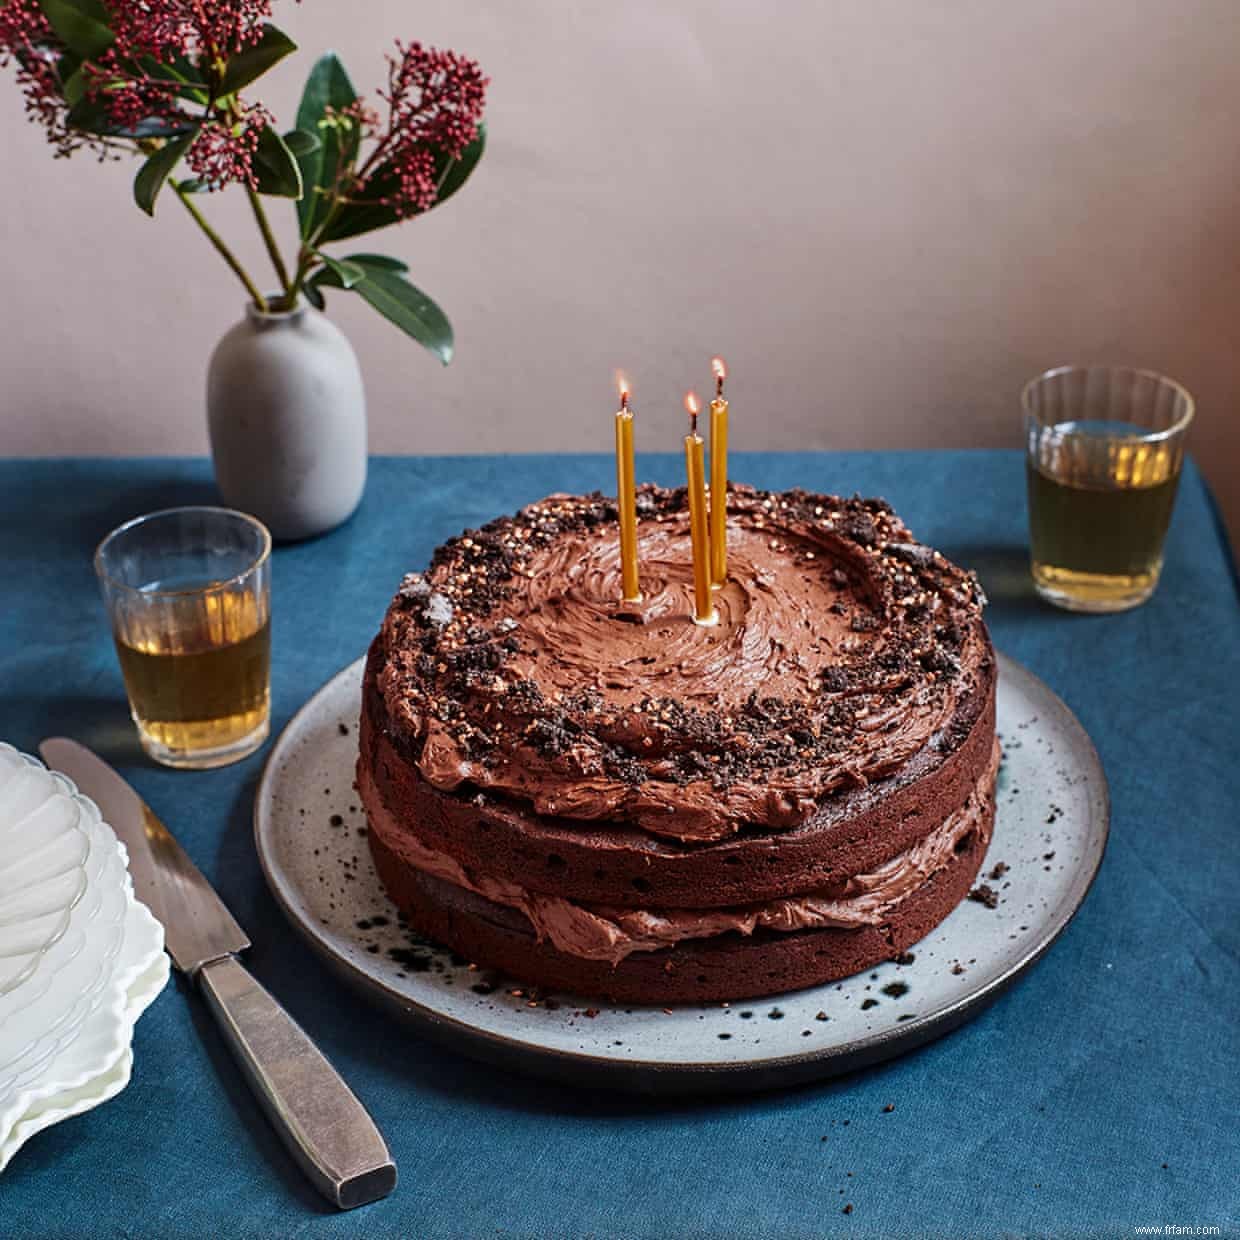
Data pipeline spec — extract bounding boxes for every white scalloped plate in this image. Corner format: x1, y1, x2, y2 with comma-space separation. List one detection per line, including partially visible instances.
0, 890, 167, 1137
0, 778, 114, 1077
0, 946, 169, 1172
0, 745, 90, 997
0, 793, 129, 1096
0, 744, 169, 1172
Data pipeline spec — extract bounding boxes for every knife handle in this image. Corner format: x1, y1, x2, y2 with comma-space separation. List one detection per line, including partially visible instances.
197, 955, 396, 1209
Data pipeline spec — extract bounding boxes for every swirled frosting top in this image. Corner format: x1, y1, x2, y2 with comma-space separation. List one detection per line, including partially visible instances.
377, 484, 988, 842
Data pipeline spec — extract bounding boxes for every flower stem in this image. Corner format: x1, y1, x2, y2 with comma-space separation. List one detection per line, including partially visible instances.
288, 248, 315, 303
286, 198, 347, 303
173, 182, 267, 311
246, 188, 292, 301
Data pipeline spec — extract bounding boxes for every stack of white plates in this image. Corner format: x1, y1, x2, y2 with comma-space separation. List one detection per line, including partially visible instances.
0, 743, 168, 1172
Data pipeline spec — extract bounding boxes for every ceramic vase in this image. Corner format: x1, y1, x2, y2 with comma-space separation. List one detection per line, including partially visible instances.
207, 299, 367, 541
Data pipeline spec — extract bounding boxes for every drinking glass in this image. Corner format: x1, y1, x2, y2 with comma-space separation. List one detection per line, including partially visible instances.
95, 507, 272, 768
1023, 366, 1194, 612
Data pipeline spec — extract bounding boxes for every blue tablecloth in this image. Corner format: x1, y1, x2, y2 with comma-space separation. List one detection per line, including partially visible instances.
1, 453, 1237, 1240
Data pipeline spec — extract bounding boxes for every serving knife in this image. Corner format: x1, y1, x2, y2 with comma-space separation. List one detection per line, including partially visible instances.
39, 737, 396, 1210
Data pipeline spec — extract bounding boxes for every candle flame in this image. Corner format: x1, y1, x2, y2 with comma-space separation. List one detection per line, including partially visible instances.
711, 355, 727, 398
615, 370, 631, 411
684, 390, 701, 435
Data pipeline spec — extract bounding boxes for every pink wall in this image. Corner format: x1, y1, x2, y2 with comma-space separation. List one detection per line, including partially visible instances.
2, 1, 1238, 551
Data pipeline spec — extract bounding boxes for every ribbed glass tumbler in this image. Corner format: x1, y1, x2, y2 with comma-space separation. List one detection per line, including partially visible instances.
1023, 366, 1194, 612
95, 507, 272, 768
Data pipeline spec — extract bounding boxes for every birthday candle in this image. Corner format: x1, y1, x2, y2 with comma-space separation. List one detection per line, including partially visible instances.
709, 356, 729, 588
683, 392, 717, 626
614, 375, 641, 602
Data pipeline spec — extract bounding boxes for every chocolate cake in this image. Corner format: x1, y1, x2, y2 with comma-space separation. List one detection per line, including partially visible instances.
357, 484, 997, 1003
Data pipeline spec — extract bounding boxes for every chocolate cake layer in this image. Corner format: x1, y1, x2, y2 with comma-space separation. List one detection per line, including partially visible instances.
361, 737, 998, 960
360, 637, 997, 908
366, 762, 995, 1004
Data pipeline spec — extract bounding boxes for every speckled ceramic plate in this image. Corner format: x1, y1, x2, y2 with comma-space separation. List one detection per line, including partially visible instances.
255, 652, 1108, 1094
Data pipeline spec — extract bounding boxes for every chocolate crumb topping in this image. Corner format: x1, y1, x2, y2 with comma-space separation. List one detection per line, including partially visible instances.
968, 883, 1000, 909
376, 483, 988, 842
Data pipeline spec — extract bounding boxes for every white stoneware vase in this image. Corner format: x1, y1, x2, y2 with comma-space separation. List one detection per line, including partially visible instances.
207, 298, 367, 541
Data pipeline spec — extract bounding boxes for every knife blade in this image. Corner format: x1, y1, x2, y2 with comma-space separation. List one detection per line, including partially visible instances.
39, 737, 396, 1210
40, 738, 249, 975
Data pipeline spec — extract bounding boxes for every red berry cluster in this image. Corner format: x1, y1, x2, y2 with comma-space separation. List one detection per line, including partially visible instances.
2, 4, 487, 210
0, 0, 284, 170
356, 40, 489, 217
186, 104, 272, 190
109, 0, 277, 62
0, 2, 84, 156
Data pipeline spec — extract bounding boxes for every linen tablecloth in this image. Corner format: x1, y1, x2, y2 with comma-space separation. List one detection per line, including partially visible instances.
1, 453, 1237, 1240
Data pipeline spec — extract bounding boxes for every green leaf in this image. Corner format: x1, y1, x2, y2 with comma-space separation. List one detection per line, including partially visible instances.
61, 67, 86, 107
67, 97, 196, 139
356, 270, 453, 363
282, 128, 320, 157
341, 252, 408, 273
252, 126, 302, 198
36, 0, 114, 60
315, 262, 453, 363
303, 282, 326, 311
312, 251, 365, 288
319, 122, 487, 243
55, 49, 80, 78
139, 54, 209, 105
294, 52, 359, 238
133, 135, 193, 216
316, 190, 396, 244
217, 24, 297, 96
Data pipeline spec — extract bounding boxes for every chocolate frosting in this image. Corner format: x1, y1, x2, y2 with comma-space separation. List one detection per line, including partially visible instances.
377, 485, 987, 842
363, 739, 999, 964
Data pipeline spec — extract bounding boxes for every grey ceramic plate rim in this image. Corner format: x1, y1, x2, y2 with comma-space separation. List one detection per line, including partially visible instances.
254, 651, 1109, 1095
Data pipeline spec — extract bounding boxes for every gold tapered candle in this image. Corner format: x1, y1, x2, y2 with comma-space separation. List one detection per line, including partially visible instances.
709, 355, 729, 588
614, 375, 641, 602
683, 392, 717, 626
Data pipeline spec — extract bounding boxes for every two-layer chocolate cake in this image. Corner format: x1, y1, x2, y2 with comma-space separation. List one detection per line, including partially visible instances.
357, 484, 997, 1002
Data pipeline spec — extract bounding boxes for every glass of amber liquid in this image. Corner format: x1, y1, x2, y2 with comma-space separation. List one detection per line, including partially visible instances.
1023, 366, 1194, 612
95, 507, 272, 769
